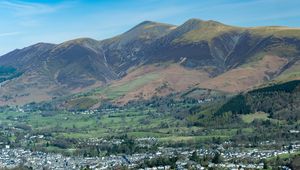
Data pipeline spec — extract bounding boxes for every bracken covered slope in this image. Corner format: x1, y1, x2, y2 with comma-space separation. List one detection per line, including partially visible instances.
0, 19, 299, 106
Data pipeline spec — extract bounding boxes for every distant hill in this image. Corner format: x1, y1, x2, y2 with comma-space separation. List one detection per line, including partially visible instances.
216, 80, 300, 121
0, 19, 299, 106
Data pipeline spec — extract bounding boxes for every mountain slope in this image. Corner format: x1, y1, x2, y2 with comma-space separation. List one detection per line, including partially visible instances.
99, 21, 175, 75
0, 19, 299, 106
45, 38, 117, 88
0, 43, 55, 70
0, 38, 113, 104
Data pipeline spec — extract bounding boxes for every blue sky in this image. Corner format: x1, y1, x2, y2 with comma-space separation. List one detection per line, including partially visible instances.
0, 0, 300, 55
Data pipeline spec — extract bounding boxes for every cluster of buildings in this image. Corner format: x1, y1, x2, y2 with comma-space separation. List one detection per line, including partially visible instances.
0, 148, 129, 170
0, 141, 299, 170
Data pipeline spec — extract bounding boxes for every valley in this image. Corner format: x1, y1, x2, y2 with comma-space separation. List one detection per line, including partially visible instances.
0, 80, 299, 169
0, 17, 299, 169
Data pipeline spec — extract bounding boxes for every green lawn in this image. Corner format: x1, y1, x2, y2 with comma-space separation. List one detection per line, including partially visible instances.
241, 112, 269, 123
267, 151, 300, 161
159, 135, 230, 142
128, 131, 170, 138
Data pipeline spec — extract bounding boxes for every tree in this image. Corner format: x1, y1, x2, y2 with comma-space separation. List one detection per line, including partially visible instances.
190, 151, 199, 162
262, 159, 268, 169
212, 152, 223, 164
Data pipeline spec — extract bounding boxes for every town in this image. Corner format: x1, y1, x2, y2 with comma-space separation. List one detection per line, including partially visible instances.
0, 139, 299, 170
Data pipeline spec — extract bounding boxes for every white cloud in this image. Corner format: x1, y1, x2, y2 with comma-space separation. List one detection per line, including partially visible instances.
0, 32, 21, 37
0, 0, 76, 28
0, 0, 72, 16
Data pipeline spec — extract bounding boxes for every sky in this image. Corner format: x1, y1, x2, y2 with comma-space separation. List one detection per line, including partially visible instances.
0, 0, 300, 55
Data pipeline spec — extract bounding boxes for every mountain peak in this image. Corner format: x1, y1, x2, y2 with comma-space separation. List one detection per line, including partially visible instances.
183, 18, 226, 28
137, 20, 158, 26
164, 18, 235, 43
31, 42, 55, 47
56, 38, 100, 48
62, 38, 99, 45
102, 20, 175, 47
51, 38, 101, 54
131, 20, 175, 31
185, 18, 204, 23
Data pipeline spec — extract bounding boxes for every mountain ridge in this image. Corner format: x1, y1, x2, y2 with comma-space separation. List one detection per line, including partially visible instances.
0, 19, 299, 106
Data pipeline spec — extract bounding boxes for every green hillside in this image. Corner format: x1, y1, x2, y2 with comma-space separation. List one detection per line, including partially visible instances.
216, 80, 300, 121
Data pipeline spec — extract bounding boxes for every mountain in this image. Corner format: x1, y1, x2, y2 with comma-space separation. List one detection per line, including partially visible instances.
0, 43, 55, 70
0, 19, 299, 106
99, 21, 175, 75
110, 19, 300, 103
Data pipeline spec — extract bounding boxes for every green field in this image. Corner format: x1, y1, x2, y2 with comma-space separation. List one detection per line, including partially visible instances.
1, 84, 299, 157
65, 73, 160, 110
241, 112, 269, 123
95, 73, 159, 100
0, 104, 241, 148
